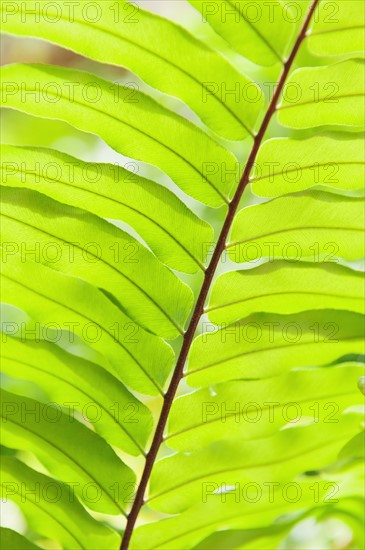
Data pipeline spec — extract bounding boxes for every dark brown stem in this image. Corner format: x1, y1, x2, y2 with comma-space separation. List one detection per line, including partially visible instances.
120, 1, 319, 547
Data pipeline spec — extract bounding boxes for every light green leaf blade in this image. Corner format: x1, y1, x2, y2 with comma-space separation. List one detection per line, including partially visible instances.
0, 64, 240, 206
1, 390, 135, 515
227, 191, 365, 263
188, 0, 295, 66
150, 416, 362, 513
0, 302, 115, 376
192, 522, 295, 550
251, 136, 365, 197
207, 262, 365, 327
0, 457, 120, 549
309, 0, 365, 58
0, 186, 192, 339
1, 3, 364, 546
0, 1, 262, 140
167, 363, 365, 451
0, 529, 40, 550
339, 430, 365, 459
187, 311, 365, 387
278, 59, 365, 129
1, 336, 153, 455
1, 250, 174, 395
0, 145, 213, 273
131, 480, 334, 550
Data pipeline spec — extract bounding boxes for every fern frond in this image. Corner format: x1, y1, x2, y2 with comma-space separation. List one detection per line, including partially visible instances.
0, 0, 364, 549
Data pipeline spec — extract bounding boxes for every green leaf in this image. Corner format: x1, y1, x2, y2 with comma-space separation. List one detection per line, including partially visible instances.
150, 416, 362, 513
207, 262, 365, 326
0, 64, 239, 206
1, 249, 174, 395
251, 136, 365, 197
278, 59, 365, 129
1, 389, 134, 514
1, 2, 364, 548
0, 301, 115, 375
309, 0, 365, 58
0, 186, 192, 339
0, 144, 213, 273
339, 430, 365, 459
0, 0, 262, 140
1, 336, 152, 455
187, 311, 365, 387
0, 457, 120, 549
0, 528, 40, 550
188, 0, 295, 66
168, 363, 364, 451
131, 480, 334, 550
227, 191, 365, 263
192, 522, 296, 550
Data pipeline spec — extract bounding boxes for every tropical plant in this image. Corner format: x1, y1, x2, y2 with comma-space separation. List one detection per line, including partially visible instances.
0, 0, 364, 549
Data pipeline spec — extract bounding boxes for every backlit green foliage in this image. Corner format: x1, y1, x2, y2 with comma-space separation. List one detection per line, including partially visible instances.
0, 1, 364, 549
